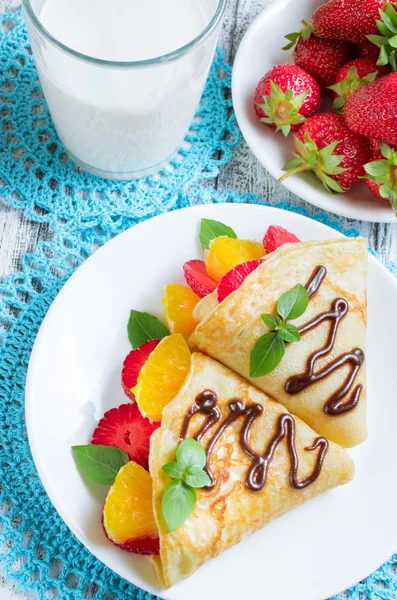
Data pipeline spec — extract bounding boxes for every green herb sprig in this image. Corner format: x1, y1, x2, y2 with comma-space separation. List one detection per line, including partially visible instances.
127, 309, 169, 349
161, 438, 210, 532
72, 444, 129, 485
250, 283, 309, 378
199, 218, 237, 250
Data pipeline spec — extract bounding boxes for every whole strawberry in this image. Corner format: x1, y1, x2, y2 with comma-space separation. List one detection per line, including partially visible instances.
254, 64, 320, 136
279, 112, 371, 192
329, 57, 390, 111
364, 143, 397, 212
311, 0, 386, 43
344, 73, 397, 146
283, 20, 352, 89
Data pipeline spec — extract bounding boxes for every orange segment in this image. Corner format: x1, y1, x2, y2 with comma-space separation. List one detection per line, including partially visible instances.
103, 461, 157, 545
204, 236, 265, 281
162, 284, 200, 339
134, 333, 191, 421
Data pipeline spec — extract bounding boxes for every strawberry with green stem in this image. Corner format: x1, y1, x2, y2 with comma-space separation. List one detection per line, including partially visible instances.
279, 113, 371, 192
254, 64, 320, 136
364, 143, 397, 213
367, 2, 397, 70
328, 57, 388, 111
311, 0, 386, 44
283, 20, 353, 90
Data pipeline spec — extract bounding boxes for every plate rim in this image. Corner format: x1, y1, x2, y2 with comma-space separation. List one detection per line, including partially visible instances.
231, 0, 397, 224
25, 203, 397, 600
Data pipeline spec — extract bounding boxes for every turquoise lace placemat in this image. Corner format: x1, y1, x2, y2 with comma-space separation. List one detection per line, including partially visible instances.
0, 9, 238, 231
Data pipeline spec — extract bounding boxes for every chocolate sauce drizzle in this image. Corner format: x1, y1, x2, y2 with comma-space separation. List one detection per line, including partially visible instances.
181, 390, 328, 492
285, 266, 365, 416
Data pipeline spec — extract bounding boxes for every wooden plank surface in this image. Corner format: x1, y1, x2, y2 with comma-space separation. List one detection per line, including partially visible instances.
0, 0, 396, 598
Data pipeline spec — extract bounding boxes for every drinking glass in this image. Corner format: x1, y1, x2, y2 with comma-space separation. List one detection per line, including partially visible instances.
22, 0, 227, 179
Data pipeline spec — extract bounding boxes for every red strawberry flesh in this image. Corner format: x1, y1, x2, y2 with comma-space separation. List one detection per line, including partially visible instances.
122, 339, 160, 400
183, 259, 217, 298
263, 226, 300, 254
92, 403, 160, 469
217, 260, 264, 303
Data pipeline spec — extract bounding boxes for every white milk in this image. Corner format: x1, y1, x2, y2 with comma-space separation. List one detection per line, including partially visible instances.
32, 0, 217, 178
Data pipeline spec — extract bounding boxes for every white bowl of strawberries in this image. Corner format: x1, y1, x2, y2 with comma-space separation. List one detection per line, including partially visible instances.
232, 0, 397, 222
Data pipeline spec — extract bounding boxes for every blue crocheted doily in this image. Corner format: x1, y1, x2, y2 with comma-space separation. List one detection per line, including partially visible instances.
0, 8, 397, 600
0, 10, 239, 231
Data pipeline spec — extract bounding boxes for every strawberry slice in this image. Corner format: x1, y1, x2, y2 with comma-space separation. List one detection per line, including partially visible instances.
263, 226, 300, 253
118, 535, 160, 555
92, 403, 160, 469
122, 339, 160, 400
217, 260, 264, 303
183, 260, 218, 298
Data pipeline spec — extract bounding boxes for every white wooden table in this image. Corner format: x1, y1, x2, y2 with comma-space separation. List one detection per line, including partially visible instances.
0, 0, 396, 598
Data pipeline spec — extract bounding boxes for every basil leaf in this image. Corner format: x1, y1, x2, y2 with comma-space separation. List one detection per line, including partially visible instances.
72, 445, 128, 485
250, 333, 286, 378
279, 323, 301, 343
162, 462, 185, 479
183, 466, 211, 488
261, 314, 281, 330
199, 218, 237, 250
127, 310, 169, 349
162, 480, 196, 532
277, 284, 309, 321
176, 438, 206, 470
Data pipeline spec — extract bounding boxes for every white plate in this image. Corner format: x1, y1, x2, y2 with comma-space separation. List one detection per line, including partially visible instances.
232, 0, 396, 223
26, 204, 397, 600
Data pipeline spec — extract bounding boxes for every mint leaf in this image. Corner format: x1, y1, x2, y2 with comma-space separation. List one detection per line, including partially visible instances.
261, 314, 281, 330
279, 323, 301, 343
72, 445, 128, 485
277, 284, 309, 321
176, 438, 206, 470
250, 332, 285, 378
127, 310, 169, 349
183, 466, 211, 488
199, 218, 237, 250
162, 462, 185, 479
162, 480, 196, 532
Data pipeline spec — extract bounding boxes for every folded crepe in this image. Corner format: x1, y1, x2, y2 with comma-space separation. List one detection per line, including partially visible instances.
190, 238, 367, 448
149, 352, 354, 588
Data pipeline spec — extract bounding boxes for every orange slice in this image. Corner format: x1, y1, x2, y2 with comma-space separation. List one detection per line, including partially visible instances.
134, 333, 191, 421
162, 284, 200, 339
103, 461, 158, 551
204, 236, 265, 281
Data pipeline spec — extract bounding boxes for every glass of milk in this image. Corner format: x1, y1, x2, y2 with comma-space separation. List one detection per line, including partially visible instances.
22, 0, 227, 179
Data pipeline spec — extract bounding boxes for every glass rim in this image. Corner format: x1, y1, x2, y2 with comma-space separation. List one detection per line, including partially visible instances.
21, 0, 227, 68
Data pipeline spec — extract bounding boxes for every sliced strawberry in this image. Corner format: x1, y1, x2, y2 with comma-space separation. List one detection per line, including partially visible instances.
122, 339, 160, 400
263, 226, 300, 253
217, 260, 264, 303
119, 535, 160, 555
92, 403, 160, 469
183, 259, 218, 298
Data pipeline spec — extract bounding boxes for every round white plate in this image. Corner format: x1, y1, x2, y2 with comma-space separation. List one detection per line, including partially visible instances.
26, 204, 397, 600
232, 0, 396, 223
